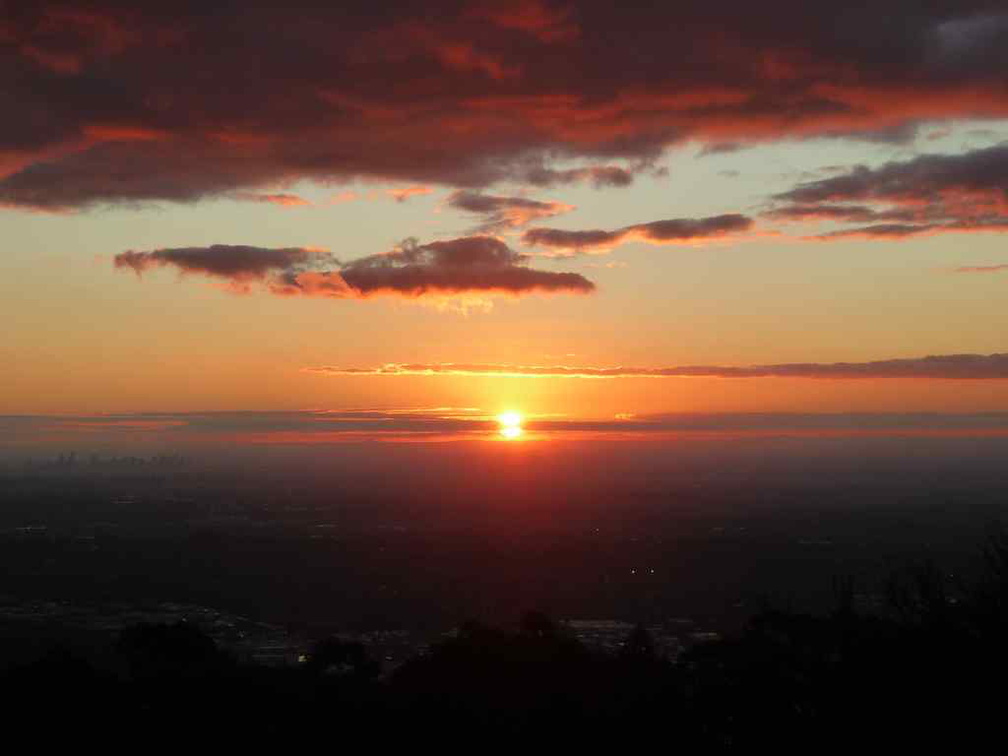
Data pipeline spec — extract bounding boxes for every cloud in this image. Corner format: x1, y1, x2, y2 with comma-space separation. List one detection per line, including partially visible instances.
232, 192, 311, 207
115, 245, 337, 281
769, 143, 1008, 240
337, 236, 594, 296
521, 165, 635, 188
330, 190, 359, 203
113, 237, 594, 302
522, 214, 754, 254
3, 3, 1007, 209
387, 185, 434, 202
15, 409, 1008, 449
953, 264, 1008, 274
447, 190, 573, 230
309, 353, 1008, 380
11, 409, 1008, 445
803, 219, 1008, 241
697, 142, 744, 156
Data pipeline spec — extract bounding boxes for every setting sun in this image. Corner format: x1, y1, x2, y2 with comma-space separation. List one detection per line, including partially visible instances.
497, 411, 523, 439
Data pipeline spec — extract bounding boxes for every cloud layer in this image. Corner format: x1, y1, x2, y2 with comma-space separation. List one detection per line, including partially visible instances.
9, 410, 1008, 446
522, 214, 754, 254
310, 353, 1008, 379
2, 2, 1007, 209
113, 237, 594, 300
10, 410, 1008, 447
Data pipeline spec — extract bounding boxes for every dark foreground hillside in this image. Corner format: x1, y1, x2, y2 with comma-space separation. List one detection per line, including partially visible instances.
4, 533, 1007, 748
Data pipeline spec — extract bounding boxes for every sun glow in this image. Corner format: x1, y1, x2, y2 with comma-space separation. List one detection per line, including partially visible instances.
497, 411, 524, 439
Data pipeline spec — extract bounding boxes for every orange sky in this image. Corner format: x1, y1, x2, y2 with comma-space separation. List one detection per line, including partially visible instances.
2, 3, 1007, 418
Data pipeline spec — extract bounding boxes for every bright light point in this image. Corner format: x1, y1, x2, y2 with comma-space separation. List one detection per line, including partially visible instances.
498, 411, 522, 428
497, 411, 523, 439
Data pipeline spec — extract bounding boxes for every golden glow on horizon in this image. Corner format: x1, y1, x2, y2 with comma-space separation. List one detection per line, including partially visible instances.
497, 411, 524, 439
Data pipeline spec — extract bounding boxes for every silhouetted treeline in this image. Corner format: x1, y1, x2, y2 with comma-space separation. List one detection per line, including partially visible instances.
3, 532, 1006, 747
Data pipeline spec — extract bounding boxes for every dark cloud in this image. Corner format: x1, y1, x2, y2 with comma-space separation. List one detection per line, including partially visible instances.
522, 165, 635, 188
775, 144, 1008, 206
337, 236, 594, 296
765, 204, 921, 223
115, 245, 337, 280
804, 219, 1008, 241
2, 2, 1007, 209
768, 143, 1008, 239
522, 214, 754, 254
447, 190, 573, 230
309, 352, 1008, 379
113, 237, 594, 301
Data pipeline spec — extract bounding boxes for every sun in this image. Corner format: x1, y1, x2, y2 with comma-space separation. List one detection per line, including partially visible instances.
497, 411, 523, 439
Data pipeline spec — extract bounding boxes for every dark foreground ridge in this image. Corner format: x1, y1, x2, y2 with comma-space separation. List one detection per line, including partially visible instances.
4, 533, 1007, 748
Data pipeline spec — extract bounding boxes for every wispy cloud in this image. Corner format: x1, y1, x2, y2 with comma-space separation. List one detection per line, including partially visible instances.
308, 353, 1008, 380
522, 214, 754, 255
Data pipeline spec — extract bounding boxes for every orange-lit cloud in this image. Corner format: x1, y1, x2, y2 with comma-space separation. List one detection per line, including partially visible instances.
232, 192, 311, 207
388, 185, 434, 203
309, 353, 1008, 379
522, 214, 754, 254
330, 190, 359, 203
113, 237, 594, 301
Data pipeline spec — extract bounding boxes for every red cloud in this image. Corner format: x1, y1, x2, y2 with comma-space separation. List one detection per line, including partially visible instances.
2, 3, 1007, 209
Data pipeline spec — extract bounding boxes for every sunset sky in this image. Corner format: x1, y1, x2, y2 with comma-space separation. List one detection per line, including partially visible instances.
3, 1, 1008, 421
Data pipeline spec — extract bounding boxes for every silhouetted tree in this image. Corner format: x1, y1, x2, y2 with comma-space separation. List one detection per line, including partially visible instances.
116, 621, 230, 679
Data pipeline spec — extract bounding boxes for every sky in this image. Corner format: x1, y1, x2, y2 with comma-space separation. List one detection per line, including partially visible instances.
3, 1, 1008, 422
